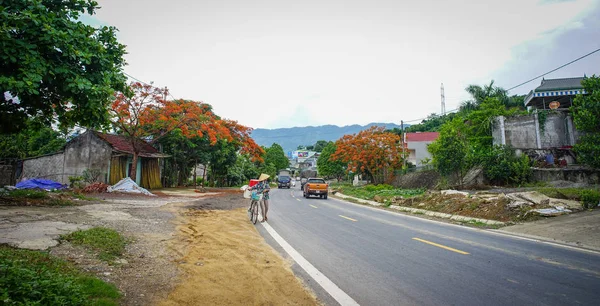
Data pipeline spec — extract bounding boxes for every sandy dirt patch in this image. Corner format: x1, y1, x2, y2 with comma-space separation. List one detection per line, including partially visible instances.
158, 199, 319, 305
1, 189, 318, 305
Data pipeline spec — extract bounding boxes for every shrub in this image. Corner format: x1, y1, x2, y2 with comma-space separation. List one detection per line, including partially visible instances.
0, 246, 120, 305
82, 169, 103, 184
581, 190, 600, 209
69, 176, 84, 189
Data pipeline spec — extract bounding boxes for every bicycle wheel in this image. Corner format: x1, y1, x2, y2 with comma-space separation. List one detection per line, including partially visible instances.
252, 202, 260, 224
247, 201, 254, 221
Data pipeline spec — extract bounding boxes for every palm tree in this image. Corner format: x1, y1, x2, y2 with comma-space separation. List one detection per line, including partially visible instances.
460, 80, 509, 111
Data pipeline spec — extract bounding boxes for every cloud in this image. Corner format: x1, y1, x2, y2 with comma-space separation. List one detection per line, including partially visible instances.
93, 0, 599, 129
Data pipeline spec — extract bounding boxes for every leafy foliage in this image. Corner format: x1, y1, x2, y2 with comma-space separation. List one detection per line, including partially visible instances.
332, 126, 403, 184
334, 184, 425, 201
317, 141, 347, 180
0, 119, 66, 158
264, 143, 289, 171
0, 0, 127, 133
474, 145, 531, 185
0, 245, 120, 305
572, 75, 600, 168
111, 82, 263, 182
428, 118, 469, 185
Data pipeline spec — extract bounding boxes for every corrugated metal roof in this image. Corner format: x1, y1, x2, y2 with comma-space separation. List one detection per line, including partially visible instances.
536, 77, 584, 91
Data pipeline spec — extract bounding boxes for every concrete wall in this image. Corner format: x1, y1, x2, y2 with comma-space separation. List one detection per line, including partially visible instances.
0, 165, 15, 186
532, 168, 600, 185
63, 131, 112, 183
406, 141, 433, 166
493, 111, 577, 149
20, 131, 113, 184
21, 153, 66, 183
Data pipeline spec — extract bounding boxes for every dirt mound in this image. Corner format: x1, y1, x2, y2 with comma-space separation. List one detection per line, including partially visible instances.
82, 182, 109, 193
393, 170, 441, 189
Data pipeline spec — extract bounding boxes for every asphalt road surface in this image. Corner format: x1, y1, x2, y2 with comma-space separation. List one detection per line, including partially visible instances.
256, 185, 600, 306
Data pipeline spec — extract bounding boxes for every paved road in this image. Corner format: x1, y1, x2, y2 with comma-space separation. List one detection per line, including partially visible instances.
257, 185, 600, 306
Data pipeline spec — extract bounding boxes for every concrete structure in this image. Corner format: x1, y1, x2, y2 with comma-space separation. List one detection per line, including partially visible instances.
21, 131, 167, 188
403, 132, 439, 167
493, 110, 578, 149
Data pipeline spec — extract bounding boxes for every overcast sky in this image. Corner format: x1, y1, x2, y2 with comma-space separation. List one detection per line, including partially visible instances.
93, 0, 600, 129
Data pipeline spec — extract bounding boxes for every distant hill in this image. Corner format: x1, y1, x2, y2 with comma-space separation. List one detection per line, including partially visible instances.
251, 122, 406, 154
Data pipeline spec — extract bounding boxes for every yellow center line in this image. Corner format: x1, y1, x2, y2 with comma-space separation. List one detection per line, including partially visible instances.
296, 198, 301, 202
339, 215, 357, 222
309, 205, 318, 208
412, 238, 469, 255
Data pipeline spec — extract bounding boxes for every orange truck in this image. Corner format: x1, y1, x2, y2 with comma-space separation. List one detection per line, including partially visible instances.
302, 178, 329, 199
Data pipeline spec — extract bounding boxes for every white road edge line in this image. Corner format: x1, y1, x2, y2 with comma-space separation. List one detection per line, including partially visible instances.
261, 222, 360, 306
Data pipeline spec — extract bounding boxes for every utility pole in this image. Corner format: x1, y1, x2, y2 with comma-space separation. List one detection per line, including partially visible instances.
163, 86, 168, 101
441, 83, 446, 116
401, 120, 406, 170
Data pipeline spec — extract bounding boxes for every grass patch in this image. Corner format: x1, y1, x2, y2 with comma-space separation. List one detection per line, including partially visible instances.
412, 211, 424, 215
535, 187, 600, 208
0, 245, 120, 305
61, 227, 127, 262
334, 184, 426, 202
5, 189, 49, 199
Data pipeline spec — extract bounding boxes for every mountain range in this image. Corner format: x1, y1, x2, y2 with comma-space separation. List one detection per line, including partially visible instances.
250, 122, 405, 154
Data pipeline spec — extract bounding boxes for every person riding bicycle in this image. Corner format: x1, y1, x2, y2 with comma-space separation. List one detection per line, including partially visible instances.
249, 173, 270, 222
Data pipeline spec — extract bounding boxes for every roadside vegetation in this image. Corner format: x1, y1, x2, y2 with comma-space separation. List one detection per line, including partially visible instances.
0, 245, 121, 305
61, 227, 128, 262
0, 189, 87, 206
331, 183, 425, 201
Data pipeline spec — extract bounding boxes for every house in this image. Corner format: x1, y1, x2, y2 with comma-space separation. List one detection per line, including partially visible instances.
20, 130, 167, 189
524, 76, 586, 110
403, 132, 439, 167
493, 76, 587, 150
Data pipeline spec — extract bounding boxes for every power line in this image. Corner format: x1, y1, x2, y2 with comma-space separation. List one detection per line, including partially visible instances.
123, 72, 177, 100
402, 47, 600, 124
506, 47, 600, 92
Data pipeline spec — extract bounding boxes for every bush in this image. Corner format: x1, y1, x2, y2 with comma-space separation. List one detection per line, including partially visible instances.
478, 145, 531, 185
581, 190, 600, 209
82, 169, 103, 184
0, 246, 120, 305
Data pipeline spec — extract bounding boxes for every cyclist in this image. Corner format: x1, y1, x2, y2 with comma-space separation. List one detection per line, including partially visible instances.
250, 173, 270, 222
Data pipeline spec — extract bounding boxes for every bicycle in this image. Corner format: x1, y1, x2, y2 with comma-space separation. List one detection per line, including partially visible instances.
247, 191, 262, 224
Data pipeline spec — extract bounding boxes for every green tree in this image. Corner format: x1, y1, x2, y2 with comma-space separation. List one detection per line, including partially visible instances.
0, 119, 66, 159
317, 142, 347, 180
313, 140, 328, 152
264, 143, 289, 171
1, 0, 127, 133
428, 117, 469, 185
572, 75, 600, 168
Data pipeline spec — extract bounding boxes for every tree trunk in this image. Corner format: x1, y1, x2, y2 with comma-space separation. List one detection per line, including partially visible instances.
130, 152, 139, 182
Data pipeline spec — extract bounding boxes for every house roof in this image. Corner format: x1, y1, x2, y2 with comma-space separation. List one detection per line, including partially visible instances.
405, 132, 439, 142
524, 76, 587, 108
94, 132, 165, 158
535, 77, 584, 92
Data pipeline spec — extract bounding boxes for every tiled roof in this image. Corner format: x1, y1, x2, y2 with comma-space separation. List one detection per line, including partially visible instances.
536, 77, 584, 91
405, 132, 439, 142
94, 132, 160, 157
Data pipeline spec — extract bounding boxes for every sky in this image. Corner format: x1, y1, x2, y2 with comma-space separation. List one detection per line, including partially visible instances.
92, 0, 600, 129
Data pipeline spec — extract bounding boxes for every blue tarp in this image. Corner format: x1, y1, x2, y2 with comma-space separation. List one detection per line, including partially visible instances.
16, 178, 66, 190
